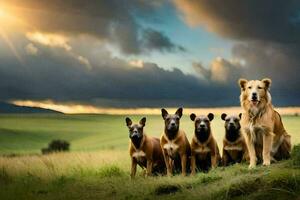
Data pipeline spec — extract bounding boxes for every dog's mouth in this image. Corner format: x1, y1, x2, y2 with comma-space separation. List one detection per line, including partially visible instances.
251, 99, 260, 106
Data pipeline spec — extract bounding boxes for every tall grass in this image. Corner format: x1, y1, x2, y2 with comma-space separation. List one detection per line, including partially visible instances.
0, 148, 300, 200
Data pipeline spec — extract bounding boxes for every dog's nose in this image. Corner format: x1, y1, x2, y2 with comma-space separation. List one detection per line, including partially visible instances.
229, 122, 234, 126
132, 132, 138, 137
170, 122, 176, 126
252, 92, 257, 99
200, 124, 205, 128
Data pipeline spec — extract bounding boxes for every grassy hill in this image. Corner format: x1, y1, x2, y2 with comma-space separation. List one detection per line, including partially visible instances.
0, 147, 299, 200
0, 102, 62, 114
0, 114, 299, 154
0, 114, 299, 199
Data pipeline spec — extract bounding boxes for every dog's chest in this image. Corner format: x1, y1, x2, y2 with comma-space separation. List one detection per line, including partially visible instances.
224, 144, 243, 151
194, 145, 211, 154
224, 144, 243, 160
132, 150, 146, 163
163, 141, 179, 158
244, 123, 265, 144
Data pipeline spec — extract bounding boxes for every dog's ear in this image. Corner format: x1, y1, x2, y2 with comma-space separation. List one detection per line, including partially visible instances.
221, 113, 227, 121
190, 113, 196, 121
208, 113, 214, 121
239, 113, 242, 119
161, 108, 168, 120
139, 117, 146, 127
238, 78, 248, 91
262, 78, 272, 90
175, 107, 183, 118
125, 117, 132, 127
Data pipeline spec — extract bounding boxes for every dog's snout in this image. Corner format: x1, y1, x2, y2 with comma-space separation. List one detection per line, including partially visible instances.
252, 92, 258, 99
229, 122, 235, 126
200, 124, 205, 128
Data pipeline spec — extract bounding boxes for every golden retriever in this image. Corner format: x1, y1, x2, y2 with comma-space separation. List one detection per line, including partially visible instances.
238, 78, 291, 168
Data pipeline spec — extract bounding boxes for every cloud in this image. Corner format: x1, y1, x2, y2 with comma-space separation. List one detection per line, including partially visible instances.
193, 57, 243, 83
173, 0, 300, 105
0, 33, 242, 107
4, 0, 184, 55
174, 0, 300, 43
142, 28, 186, 52
25, 43, 38, 55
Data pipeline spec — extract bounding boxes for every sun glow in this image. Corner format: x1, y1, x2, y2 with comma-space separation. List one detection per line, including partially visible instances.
10, 100, 300, 115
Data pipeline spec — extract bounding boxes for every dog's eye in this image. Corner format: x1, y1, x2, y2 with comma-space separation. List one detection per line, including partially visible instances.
225, 119, 230, 122
258, 86, 262, 89
248, 86, 252, 89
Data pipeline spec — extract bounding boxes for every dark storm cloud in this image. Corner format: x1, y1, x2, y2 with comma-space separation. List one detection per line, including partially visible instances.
0, 33, 240, 108
174, 0, 300, 105
5, 0, 183, 54
142, 28, 186, 52
174, 0, 300, 43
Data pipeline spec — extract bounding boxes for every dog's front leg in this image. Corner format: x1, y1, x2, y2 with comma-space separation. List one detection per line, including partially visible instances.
181, 154, 187, 176
211, 154, 217, 168
244, 130, 257, 168
190, 154, 196, 175
146, 159, 153, 176
222, 149, 229, 166
162, 150, 172, 176
263, 132, 273, 166
130, 158, 137, 178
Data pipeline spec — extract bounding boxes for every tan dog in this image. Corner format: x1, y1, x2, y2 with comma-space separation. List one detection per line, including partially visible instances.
126, 117, 165, 178
221, 113, 249, 166
238, 78, 291, 168
160, 108, 191, 176
190, 113, 221, 173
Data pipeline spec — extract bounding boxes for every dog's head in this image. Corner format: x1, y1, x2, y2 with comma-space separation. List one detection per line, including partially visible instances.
125, 117, 146, 141
221, 113, 241, 142
161, 108, 182, 136
239, 78, 272, 108
190, 113, 214, 142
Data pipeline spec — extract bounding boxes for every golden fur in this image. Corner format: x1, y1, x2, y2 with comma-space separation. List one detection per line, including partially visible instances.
239, 78, 291, 168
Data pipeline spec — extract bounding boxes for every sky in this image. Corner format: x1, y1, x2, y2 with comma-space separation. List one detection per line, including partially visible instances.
0, 0, 299, 111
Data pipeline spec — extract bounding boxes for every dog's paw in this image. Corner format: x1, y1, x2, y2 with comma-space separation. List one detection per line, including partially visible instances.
263, 161, 271, 166
248, 164, 256, 169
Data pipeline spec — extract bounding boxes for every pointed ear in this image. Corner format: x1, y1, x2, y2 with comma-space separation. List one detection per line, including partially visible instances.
190, 113, 196, 121
221, 113, 227, 121
262, 78, 272, 90
161, 108, 168, 120
239, 113, 242, 119
175, 107, 183, 118
239, 78, 248, 91
125, 117, 132, 127
139, 117, 146, 127
208, 113, 214, 121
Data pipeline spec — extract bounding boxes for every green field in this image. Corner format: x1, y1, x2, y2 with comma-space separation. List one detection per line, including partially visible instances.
0, 114, 299, 154
0, 114, 300, 200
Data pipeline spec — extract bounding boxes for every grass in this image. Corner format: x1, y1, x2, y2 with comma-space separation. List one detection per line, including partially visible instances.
0, 114, 299, 154
0, 114, 299, 199
0, 149, 300, 200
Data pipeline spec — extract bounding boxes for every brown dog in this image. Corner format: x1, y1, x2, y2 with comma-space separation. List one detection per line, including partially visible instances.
221, 113, 249, 166
239, 78, 291, 168
190, 113, 221, 173
160, 108, 191, 176
126, 117, 165, 178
